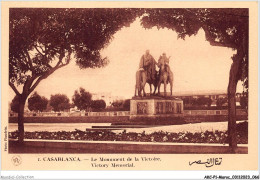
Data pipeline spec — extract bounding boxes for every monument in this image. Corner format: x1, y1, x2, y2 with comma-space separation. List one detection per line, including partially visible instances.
130, 51, 184, 122
130, 96, 183, 119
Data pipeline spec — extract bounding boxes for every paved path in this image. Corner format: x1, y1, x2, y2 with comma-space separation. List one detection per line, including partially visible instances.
8, 123, 111, 132
9, 120, 246, 133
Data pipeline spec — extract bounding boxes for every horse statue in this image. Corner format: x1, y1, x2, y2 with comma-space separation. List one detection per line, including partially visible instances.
146, 71, 159, 95
134, 69, 147, 97
135, 68, 160, 97
157, 64, 174, 96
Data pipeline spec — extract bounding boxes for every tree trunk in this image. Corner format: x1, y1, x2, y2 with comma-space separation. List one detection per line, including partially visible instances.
227, 55, 241, 151
18, 95, 26, 144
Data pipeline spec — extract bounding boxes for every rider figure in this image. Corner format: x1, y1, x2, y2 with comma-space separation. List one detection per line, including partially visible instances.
158, 52, 171, 75
139, 50, 157, 81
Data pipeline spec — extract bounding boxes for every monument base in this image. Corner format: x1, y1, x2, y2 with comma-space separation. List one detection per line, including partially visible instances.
130, 96, 184, 121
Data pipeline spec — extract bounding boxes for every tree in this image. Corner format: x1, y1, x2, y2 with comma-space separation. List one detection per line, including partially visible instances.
140, 8, 248, 150
10, 95, 20, 113
72, 87, 92, 111
9, 8, 142, 142
50, 94, 70, 112
91, 100, 106, 111
28, 92, 48, 112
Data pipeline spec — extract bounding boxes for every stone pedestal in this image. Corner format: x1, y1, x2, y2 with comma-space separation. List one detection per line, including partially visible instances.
130, 97, 184, 120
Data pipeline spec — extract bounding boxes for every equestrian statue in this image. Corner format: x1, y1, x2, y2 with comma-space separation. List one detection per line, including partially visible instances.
135, 50, 174, 97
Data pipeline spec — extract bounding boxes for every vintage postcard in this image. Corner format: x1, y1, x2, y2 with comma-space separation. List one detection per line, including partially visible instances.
1, 1, 259, 177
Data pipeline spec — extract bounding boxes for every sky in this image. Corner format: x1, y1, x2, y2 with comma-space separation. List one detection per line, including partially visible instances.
10, 18, 243, 101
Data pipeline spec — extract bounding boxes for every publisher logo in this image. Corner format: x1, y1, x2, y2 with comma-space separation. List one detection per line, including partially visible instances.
12, 155, 22, 166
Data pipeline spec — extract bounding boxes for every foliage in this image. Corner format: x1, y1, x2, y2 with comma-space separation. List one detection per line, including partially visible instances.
28, 92, 48, 112
45, 103, 53, 112
72, 87, 92, 110
9, 8, 142, 141
10, 95, 20, 113
111, 100, 124, 108
91, 100, 106, 111
141, 8, 248, 89
183, 97, 191, 106
240, 94, 248, 109
9, 121, 248, 144
216, 98, 228, 107
107, 99, 130, 111
183, 97, 212, 107
10, 8, 142, 90
50, 94, 70, 112
196, 97, 212, 107
123, 99, 131, 110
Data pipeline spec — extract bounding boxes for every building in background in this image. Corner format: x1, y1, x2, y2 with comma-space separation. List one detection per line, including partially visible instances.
174, 92, 243, 108
92, 92, 124, 107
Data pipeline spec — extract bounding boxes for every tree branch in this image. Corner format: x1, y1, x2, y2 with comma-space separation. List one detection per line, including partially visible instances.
202, 26, 236, 49
46, 63, 53, 69
28, 62, 69, 94
183, 9, 239, 49
65, 50, 72, 64
24, 51, 33, 70
34, 45, 53, 69
34, 45, 45, 56
54, 51, 65, 68
28, 50, 69, 95
9, 82, 20, 95
23, 74, 38, 97
38, 45, 45, 54
21, 52, 32, 69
